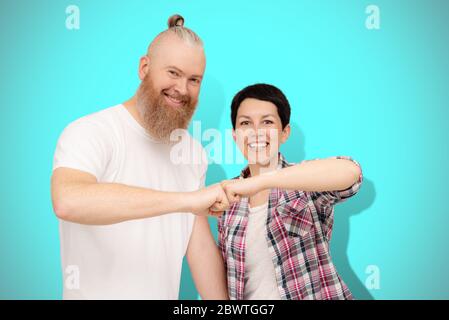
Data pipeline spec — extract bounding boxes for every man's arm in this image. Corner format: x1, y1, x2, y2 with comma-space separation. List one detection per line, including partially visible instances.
186, 216, 228, 300
51, 167, 228, 225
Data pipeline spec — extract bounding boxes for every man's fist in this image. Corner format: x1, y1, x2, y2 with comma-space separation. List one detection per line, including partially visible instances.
188, 184, 230, 217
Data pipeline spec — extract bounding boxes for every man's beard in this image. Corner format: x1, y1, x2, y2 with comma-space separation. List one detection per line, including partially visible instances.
135, 73, 198, 143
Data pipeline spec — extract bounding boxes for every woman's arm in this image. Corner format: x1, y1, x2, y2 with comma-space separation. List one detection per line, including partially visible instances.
221, 157, 362, 199
261, 157, 361, 192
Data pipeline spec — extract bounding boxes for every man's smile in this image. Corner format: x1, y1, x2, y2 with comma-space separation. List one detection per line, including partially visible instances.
163, 92, 185, 107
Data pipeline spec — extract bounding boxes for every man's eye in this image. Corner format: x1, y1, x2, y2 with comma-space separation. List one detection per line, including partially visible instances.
190, 78, 200, 84
168, 70, 179, 77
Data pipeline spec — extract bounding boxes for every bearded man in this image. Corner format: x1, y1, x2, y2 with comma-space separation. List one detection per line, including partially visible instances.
50, 15, 228, 300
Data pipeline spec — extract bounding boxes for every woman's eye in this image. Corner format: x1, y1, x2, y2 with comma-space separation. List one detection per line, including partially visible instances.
263, 120, 274, 124
240, 121, 249, 126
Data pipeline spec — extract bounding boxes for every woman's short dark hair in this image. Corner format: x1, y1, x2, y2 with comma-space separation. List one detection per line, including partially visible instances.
230, 83, 291, 129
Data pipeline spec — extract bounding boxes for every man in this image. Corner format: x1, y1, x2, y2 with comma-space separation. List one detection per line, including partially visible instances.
51, 15, 228, 299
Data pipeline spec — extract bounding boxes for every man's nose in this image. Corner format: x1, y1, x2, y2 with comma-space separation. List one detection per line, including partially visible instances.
174, 78, 188, 96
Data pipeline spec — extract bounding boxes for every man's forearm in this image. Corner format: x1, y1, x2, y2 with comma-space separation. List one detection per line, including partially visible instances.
53, 181, 193, 225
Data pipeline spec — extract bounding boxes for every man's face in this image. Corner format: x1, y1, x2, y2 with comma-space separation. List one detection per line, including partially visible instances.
136, 35, 206, 142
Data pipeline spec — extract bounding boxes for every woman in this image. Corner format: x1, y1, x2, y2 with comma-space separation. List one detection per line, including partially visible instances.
217, 83, 363, 300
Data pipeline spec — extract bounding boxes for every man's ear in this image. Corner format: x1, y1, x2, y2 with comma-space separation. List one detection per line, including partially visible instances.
138, 56, 150, 80
280, 124, 291, 144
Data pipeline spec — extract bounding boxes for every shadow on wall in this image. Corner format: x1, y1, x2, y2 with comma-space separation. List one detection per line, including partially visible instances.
332, 178, 376, 300
283, 121, 377, 300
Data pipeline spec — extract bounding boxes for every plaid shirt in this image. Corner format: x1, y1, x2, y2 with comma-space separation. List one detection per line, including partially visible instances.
217, 154, 363, 300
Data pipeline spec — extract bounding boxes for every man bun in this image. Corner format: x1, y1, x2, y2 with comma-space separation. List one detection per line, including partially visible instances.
167, 14, 184, 28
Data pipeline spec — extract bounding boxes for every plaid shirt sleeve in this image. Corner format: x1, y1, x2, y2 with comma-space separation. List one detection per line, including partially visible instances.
308, 156, 363, 240
217, 215, 227, 270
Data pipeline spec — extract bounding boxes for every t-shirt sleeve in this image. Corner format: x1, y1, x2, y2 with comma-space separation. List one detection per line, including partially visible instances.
52, 118, 113, 181
198, 146, 209, 189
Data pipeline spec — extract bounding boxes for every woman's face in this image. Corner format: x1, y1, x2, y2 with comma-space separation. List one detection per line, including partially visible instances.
233, 98, 290, 166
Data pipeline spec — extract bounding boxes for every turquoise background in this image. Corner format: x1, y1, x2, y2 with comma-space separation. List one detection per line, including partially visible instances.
1, 0, 448, 299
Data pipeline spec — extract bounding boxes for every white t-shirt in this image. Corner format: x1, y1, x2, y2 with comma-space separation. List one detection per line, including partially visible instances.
243, 202, 281, 300
52, 104, 208, 299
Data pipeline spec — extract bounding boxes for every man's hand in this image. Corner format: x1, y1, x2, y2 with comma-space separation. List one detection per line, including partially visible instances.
188, 184, 230, 217
189, 175, 269, 217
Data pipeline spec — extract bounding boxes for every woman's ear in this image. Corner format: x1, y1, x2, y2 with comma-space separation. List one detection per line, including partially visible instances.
138, 55, 150, 80
280, 124, 291, 144
232, 129, 237, 142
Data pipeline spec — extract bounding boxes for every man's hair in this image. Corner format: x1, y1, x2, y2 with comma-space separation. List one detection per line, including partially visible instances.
148, 14, 203, 53
165, 14, 203, 46
230, 83, 291, 129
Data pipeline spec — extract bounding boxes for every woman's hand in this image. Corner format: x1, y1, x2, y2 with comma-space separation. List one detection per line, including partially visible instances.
220, 177, 264, 203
